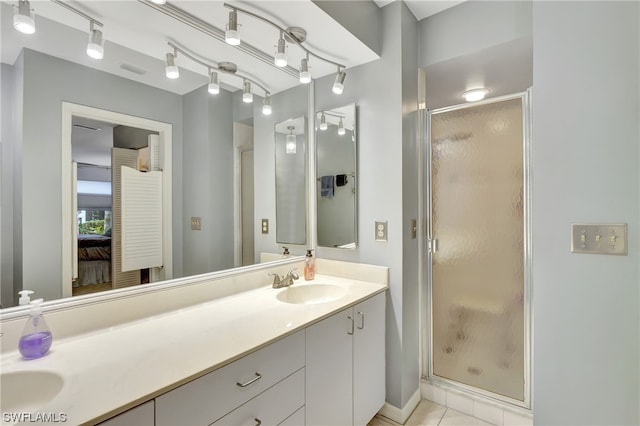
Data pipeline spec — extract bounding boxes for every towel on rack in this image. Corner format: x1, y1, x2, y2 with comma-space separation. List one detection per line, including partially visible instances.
336, 174, 348, 187
320, 175, 334, 198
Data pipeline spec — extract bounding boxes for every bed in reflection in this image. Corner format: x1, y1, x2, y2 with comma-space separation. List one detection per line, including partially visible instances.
76, 234, 111, 287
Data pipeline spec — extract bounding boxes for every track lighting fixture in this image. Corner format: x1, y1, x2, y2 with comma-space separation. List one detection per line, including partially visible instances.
165, 50, 179, 79
333, 69, 346, 95
338, 118, 345, 136
262, 95, 272, 115
242, 80, 253, 103
208, 70, 220, 94
13, 0, 35, 34
274, 32, 287, 67
319, 113, 328, 131
225, 10, 241, 46
299, 57, 311, 84
86, 23, 104, 60
286, 126, 296, 154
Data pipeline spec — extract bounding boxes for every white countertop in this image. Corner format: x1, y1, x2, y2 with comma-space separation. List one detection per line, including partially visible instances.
0, 274, 387, 425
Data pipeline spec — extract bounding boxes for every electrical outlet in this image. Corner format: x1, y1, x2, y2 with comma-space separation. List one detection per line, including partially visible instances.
191, 217, 201, 230
261, 219, 269, 234
375, 221, 387, 242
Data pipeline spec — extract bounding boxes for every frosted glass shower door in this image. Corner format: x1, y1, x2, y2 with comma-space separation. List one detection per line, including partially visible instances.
429, 97, 525, 402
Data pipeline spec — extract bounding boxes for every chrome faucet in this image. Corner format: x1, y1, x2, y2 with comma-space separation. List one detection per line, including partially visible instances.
270, 269, 299, 289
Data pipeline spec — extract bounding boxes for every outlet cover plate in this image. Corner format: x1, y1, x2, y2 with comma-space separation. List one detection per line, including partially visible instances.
375, 221, 387, 242
261, 219, 269, 234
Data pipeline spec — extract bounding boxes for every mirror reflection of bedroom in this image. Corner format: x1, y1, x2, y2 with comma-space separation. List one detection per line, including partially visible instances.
71, 116, 158, 296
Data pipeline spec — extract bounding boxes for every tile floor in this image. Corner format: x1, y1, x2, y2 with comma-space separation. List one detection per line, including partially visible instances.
369, 400, 496, 426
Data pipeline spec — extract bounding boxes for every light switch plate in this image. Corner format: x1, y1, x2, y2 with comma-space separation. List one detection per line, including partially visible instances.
261, 219, 269, 234
571, 223, 627, 255
191, 217, 201, 231
375, 221, 387, 242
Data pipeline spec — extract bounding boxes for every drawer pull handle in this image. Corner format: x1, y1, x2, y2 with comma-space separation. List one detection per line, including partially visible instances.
236, 372, 262, 388
357, 311, 365, 330
254, 418, 262, 426
347, 315, 354, 335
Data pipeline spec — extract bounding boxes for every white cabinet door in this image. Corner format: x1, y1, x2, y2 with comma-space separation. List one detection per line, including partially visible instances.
98, 401, 154, 426
353, 292, 386, 426
305, 306, 353, 426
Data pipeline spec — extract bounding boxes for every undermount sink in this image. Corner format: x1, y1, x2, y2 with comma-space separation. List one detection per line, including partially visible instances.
0, 371, 64, 413
276, 283, 347, 305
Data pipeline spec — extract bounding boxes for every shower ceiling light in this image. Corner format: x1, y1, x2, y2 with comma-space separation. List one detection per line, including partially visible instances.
462, 88, 489, 102
149, 0, 166, 4
225, 10, 241, 46
165, 52, 179, 79
86, 26, 104, 60
13, 0, 35, 34
286, 126, 296, 154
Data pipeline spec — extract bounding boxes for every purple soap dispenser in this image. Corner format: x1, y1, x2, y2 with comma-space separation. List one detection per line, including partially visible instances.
18, 299, 53, 360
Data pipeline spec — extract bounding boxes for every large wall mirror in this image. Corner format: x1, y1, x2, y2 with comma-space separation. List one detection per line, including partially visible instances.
275, 117, 307, 246
316, 104, 357, 248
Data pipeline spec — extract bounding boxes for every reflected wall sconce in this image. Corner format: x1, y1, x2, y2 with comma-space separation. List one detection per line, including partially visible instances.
223, 3, 347, 95
13, 0, 35, 34
51, 0, 105, 60
286, 126, 297, 154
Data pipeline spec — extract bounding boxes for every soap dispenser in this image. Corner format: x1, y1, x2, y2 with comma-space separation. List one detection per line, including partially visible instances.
18, 290, 34, 306
19, 299, 53, 360
304, 249, 315, 281
282, 246, 290, 258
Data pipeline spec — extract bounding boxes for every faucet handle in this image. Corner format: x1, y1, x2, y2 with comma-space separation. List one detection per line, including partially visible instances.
287, 269, 299, 280
268, 272, 281, 285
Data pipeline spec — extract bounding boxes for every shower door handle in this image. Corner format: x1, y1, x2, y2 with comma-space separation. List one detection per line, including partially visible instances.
428, 238, 438, 253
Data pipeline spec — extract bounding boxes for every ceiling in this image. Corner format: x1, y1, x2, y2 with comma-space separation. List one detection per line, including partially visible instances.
1, 0, 380, 96
373, 0, 466, 20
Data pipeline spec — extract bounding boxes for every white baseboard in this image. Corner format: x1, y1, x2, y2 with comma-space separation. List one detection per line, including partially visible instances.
378, 387, 421, 424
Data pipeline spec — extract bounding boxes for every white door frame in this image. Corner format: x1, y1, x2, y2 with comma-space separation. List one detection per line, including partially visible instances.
61, 102, 173, 297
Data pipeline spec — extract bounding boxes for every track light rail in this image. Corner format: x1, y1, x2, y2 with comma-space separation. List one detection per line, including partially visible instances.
50, 0, 102, 27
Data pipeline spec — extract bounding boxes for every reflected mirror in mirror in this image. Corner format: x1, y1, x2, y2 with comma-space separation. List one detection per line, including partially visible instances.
0, 2, 310, 308
274, 117, 307, 246
316, 104, 357, 249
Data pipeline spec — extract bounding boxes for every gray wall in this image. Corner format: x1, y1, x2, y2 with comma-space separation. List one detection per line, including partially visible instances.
1, 62, 16, 305
182, 85, 234, 276
14, 49, 183, 302
253, 85, 309, 259
532, 2, 639, 424
314, 1, 418, 409
275, 132, 306, 245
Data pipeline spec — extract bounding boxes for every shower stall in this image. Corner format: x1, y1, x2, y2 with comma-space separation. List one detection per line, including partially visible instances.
424, 92, 531, 408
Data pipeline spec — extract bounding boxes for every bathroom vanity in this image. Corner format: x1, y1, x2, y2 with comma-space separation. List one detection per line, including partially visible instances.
0, 259, 387, 425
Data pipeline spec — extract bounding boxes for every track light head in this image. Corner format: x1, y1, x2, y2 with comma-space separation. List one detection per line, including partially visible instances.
208, 71, 220, 95
262, 95, 272, 115
286, 126, 296, 154
299, 58, 311, 84
165, 52, 179, 79
274, 35, 287, 67
14, 0, 35, 34
319, 113, 328, 131
242, 80, 253, 103
225, 10, 240, 46
332, 70, 346, 95
338, 118, 345, 136
86, 27, 104, 60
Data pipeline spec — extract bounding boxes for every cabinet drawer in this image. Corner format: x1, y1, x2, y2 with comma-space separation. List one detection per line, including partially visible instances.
211, 368, 305, 426
279, 406, 305, 426
156, 330, 305, 426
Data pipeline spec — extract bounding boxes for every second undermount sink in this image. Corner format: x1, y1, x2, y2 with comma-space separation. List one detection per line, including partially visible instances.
0, 370, 64, 413
276, 283, 347, 305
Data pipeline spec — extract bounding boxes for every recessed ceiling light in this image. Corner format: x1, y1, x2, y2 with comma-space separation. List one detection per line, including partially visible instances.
462, 88, 489, 102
